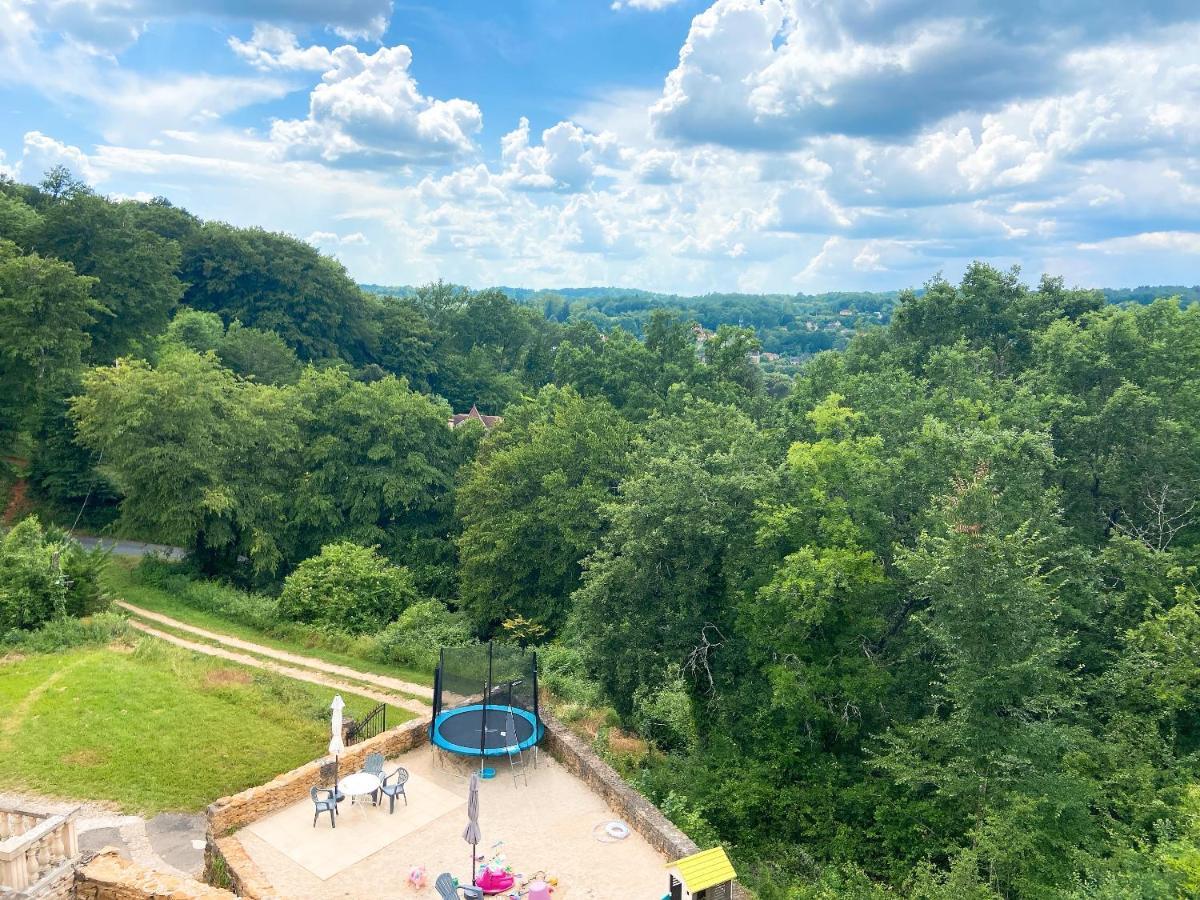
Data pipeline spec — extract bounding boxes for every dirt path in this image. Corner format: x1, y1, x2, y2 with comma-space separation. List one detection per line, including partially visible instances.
124, 618, 429, 716
117, 601, 432, 700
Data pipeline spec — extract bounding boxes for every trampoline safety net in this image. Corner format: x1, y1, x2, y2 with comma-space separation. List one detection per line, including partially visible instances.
432, 642, 542, 757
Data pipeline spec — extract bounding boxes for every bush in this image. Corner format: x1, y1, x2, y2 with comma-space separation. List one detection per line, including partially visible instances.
2, 610, 131, 652
134, 556, 279, 629
278, 542, 423, 634
373, 599, 474, 670
0, 516, 109, 630
537, 642, 604, 706
631, 663, 697, 751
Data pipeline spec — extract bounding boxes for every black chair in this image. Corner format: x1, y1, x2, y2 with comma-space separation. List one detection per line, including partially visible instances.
378, 767, 410, 814
310, 787, 337, 828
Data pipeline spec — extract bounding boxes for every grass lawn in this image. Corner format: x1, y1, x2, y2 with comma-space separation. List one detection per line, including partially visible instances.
0, 640, 413, 814
102, 560, 433, 688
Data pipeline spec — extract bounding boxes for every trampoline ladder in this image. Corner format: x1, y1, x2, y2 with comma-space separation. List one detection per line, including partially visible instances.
505, 708, 528, 788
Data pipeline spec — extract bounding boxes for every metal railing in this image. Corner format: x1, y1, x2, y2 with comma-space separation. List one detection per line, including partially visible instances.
346, 702, 387, 745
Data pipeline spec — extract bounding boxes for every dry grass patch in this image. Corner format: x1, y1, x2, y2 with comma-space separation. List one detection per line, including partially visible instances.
203, 668, 253, 688
62, 748, 107, 767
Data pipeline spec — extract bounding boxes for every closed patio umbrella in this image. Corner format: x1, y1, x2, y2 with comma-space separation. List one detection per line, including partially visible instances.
329, 695, 345, 796
463, 773, 481, 886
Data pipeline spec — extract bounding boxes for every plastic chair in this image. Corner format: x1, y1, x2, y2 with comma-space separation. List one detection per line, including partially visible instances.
310, 787, 337, 828
362, 752, 385, 804
435, 873, 483, 900
379, 767, 409, 813
318, 760, 345, 807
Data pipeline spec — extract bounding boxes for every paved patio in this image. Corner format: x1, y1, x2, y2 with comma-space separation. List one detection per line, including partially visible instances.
230, 745, 670, 898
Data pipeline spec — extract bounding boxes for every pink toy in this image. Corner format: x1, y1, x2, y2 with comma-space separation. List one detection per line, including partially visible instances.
527, 880, 551, 900
475, 866, 515, 894
407, 866, 427, 889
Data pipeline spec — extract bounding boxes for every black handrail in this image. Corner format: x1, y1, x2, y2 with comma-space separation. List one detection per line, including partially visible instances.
346, 702, 387, 745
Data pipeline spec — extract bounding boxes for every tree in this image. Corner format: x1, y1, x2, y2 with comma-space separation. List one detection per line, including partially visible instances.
71, 350, 298, 574
0, 242, 100, 450
180, 222, 370, 362
571, 398, 769, 711
36, 192, 183, 361
457, 385, 634, 634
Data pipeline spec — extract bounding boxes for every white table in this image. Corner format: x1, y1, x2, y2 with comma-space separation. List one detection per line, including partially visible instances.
338, 772, 381, 813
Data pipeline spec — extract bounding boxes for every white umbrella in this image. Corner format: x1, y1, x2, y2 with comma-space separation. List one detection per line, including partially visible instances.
329, 695, 346, 805
329, 695, 346, 756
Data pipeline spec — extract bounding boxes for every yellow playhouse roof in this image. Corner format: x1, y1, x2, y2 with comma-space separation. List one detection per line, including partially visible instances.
668, 846, 737, 892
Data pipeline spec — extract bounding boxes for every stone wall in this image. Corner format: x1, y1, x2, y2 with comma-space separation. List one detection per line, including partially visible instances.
205, 717, 429, 838
540, 711, 754, 900
75, 849, 235, 900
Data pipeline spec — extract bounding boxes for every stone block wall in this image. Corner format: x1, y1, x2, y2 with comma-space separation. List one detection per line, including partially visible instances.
540, 711, 754, 900
205, 717, 429, 837
75, 849, 235, 900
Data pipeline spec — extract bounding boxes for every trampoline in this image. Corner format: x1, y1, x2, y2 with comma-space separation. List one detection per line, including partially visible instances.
431, 642, 544, 759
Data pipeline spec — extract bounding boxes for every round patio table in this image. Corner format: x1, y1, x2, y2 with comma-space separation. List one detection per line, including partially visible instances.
339, 772, 381, 812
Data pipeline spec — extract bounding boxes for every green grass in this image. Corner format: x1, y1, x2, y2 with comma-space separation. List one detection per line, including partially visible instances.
0, 640, 413, 814
102, 559, 433, 688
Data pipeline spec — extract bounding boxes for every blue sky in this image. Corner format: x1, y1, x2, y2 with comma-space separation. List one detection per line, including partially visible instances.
2, 0, 1198, 293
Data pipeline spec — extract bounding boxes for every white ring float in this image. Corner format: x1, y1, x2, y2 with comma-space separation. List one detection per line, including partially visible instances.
605, 821, 630, 839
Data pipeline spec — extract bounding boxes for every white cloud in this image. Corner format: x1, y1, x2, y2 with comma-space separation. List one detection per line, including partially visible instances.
611, 0, 686, 10
270, 44, 483, 167
498, 118, 618, 192
18, 131, 100, 184
1078, 231, 1200, 255
228, 24, 335, 71
307, 230, 369, 246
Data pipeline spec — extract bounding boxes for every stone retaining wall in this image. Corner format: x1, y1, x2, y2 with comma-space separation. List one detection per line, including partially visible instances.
206, 711, 752, 899
540, 711, 753, 900
205, 717, 429, 837
75, 849, 235, 899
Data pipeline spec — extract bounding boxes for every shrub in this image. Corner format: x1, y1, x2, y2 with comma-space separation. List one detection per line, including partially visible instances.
278, 542, 422, 634
2, 610, 131, 653
373, 599, 474, 670
537, 642, 604, 707
0, 516, 108, 630
134, 556, 279, 629
631, 663, 697, 751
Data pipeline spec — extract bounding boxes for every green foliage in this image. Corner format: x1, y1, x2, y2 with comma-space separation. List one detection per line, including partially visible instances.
180, 222, 369, 362
0, 516, 108, 631
457, 385, 633, 633
373, 599, 474, 671
631, 664, 697, 752
36, 192, 183, 361
278, 542, 423, 634
1, 610, 130, 653
0, 241, 101, 448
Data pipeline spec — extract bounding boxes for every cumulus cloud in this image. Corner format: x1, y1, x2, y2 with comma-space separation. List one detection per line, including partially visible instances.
651, 0, 1200, 148
229, 25, 335, 71
18, 131, 100, 184
270, 44, 483, 167
498, 118, 618, 192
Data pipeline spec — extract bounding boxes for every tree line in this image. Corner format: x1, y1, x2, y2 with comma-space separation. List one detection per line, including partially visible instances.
3, 170, 1199, 897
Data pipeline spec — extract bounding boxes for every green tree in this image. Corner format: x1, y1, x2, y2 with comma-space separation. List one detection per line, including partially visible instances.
180, 222, 370, 362
71, 350, 298, 574
0, 242, 100, 450
36, 192, 183, 361
457, 385, 634, 634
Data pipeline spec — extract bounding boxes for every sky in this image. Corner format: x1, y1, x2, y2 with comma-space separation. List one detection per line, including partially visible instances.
1, 0, 1199, 294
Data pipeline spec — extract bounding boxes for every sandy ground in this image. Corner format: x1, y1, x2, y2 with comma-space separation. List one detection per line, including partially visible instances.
233, 746, 670, 899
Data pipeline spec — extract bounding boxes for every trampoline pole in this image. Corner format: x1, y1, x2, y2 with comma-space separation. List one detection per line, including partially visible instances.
481, 641, 493, 762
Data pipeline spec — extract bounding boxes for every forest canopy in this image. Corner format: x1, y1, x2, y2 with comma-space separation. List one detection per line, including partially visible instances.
2, 170, 1200, 898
